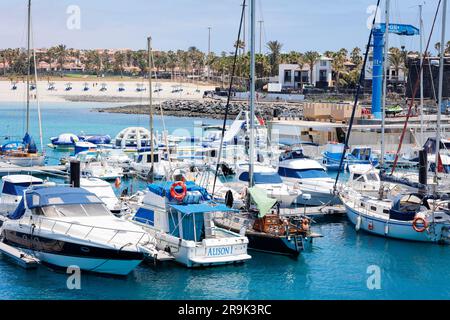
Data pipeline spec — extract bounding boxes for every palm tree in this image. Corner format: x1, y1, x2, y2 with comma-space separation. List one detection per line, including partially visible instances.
350, 47, 362, 67
332, 51, 347, 90
54, 44, 67, 75
166, 50, 178, 80
113, 51, 126, 77
266, 40, 283, 76
303, 51, 320, 85
323, 51, 335, 59
0, 50, 6, 75
446, 41, 450, 56
388, 47, 404, 81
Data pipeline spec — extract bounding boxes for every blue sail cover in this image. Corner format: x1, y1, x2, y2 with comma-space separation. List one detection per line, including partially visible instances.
22, 133, 37, 153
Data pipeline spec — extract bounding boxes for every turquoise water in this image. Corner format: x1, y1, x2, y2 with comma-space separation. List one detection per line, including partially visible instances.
0, 101, 449, 300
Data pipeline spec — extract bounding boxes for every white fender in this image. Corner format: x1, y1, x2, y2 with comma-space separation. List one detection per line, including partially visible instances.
355, 216, 362, 231
384, 223, 389, 235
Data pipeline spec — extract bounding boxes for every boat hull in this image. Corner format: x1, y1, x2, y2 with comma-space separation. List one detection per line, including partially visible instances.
3, 230, 144, 276
131, 221, 250, 268
344, 203, 450, 243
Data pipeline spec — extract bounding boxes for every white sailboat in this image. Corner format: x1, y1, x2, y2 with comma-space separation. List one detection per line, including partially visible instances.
340, 0, 450, 244
0, 0, 45, 167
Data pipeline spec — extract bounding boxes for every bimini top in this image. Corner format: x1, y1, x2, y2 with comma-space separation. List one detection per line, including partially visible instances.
1, 175, 43, 196
148, 181, 210, 202
8, 187, 103, 220
24, 187, 103, 209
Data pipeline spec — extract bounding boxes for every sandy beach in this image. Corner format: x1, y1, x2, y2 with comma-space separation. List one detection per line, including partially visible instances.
0, 80, 215, 103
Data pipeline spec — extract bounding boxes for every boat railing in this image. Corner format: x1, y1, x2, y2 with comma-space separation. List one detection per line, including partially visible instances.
35, 216, 151, 246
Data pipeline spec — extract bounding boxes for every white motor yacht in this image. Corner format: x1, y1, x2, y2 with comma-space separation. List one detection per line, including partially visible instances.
0, 186, 155, 275
126, 181, 251, 267
278, 149, 340, 206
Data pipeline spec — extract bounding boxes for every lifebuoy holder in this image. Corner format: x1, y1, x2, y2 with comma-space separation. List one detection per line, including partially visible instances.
170, 181, 187, 202
412, 217, 428, 233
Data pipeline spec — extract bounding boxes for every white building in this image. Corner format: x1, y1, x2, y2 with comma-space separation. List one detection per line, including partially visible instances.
364, 53, 406, 82
278, 56, 333, 89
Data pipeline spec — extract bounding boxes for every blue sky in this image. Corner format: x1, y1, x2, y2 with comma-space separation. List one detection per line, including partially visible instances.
0, 0, 448, 54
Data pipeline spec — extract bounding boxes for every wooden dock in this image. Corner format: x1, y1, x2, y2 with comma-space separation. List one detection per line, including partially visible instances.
0, 163, 68, 178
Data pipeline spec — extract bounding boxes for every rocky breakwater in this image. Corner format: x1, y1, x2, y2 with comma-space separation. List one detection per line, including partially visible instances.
96, 99, 303, 120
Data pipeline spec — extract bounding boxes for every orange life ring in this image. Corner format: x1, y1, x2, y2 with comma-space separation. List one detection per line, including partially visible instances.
412, 217, 428, 233
170, 181, 187, 202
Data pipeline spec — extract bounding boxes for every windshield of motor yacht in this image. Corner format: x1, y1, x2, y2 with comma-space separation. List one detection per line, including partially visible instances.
238, 172, 283, 184
34, 203, 112, 218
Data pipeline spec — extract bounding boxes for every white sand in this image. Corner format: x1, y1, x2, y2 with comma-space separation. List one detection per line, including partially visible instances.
0, 80, 215, 103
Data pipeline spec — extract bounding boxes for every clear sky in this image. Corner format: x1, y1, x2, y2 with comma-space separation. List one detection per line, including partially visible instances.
0, 0, 448, 54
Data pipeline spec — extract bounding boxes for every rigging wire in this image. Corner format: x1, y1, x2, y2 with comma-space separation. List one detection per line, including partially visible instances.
390, 0, 442, 174
211, 0, 247, 197
333, 0, 382, 190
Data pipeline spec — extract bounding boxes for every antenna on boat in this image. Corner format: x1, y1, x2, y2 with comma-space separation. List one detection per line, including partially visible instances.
419, 3, 425, 146
248, 0, 256, 189
211, 0, 247, 197
434, 0, 447, 186
333, 0, 382, 190
380, 0, 390, 172
378, 0, 390, 199
26, 0, 31, 134
147, 36, 154, 183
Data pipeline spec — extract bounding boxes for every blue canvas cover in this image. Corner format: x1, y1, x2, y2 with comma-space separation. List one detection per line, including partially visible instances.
169, 202, 236, 215
8, 198, 26, 220
82, 135, 111, 145
1, 141, 24, 152
389, 194, 421, 221
148, 181, 211, 202
2, 181, 40, 196
24, 187, 103, 209
22, 133, 37, 153
133, 207, 154, 226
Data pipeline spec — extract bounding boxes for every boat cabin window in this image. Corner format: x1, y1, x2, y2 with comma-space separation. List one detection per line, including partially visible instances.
278, 168, 328, 179
366, 173, 379, 181
370, 206, 377, 211
238, 172, 283, 184
41, 203, 111, 218
352, 173, 363, 181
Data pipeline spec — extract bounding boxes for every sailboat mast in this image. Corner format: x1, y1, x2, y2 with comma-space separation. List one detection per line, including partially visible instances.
248, 0, 256, 188
147, 36, 154, 181
380, 0, 390, 169
434, 0, 447, 183
419, 4, 424, 145
26, 0, 31, 134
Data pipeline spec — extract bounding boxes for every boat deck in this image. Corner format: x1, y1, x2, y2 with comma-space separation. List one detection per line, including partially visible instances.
0, 162, 67, 177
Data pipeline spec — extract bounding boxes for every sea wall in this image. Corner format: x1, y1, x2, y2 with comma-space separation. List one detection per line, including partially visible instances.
96, 100, 304, 120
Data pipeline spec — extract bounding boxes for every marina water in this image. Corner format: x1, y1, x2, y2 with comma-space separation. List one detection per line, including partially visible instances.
0, 102, 448, 300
